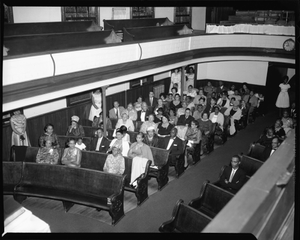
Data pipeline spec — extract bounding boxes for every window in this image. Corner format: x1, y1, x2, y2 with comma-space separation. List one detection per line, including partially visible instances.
174, 7, 192, 26
62, 7, 99, 23
131, 7, 154, 19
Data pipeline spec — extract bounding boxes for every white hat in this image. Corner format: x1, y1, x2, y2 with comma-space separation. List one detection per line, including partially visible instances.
71, 115, 79, 122
147, 126, 155, 131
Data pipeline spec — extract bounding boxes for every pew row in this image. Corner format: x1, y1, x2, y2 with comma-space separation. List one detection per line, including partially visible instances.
4, 30, 121, 57
10, 146, 151, 206
123, 24, 192, 42
57, 135, 93, 151
13, 162, 126, 225
4, 21, 103, 37
103, 18, 169, 31
159, 199, 212, 233
3, 161, 23, 195
247, 143, 266, 161
188, 180, 234, 218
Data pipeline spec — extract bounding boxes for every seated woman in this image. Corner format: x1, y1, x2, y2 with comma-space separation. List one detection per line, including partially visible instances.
209, 106, 224, 132
184, 120, 202, 166
204, 81, 215, 99
198, 112, 214, 155
115, 112, 135, 132
92, 112, 113, 130
156, 115, 174, 138
154, 99, 167, 116
61, 138, 82, 168
217, 92, 230, 113
177, 101, 187, 117
169, 93, 182, 113
256, 127, 276, 148
224, 101, 242, 136
168, 108, 178, 126
36, 139, 59, 165
39, 123, 59, 148
134, 96, 143, 112
108, 128, 130, 157
154, 108, 164, 124
123, 103, 137, 121
66, 115, 85, 137
239, 100, 249, 128
140, 114, 157, 134
272, 119, 286, 141
281, 110, 294, 134
128, 132, 153, 188
193, 98, 206, 120
186, 85, 197, 98
103, 146, 125, 175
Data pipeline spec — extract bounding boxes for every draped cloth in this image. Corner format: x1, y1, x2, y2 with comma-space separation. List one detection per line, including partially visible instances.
130, 157, 149, 187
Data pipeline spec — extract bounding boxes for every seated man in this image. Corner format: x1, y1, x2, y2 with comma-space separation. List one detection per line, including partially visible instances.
145, 91, 158, 114
262, 137, 281, 162
109, 101, 125, 119
161, 127, 184, 166
90, 128, 111, 153
219, 155, 246, 194
137, 102, 151, 122
177, 108, 195, 127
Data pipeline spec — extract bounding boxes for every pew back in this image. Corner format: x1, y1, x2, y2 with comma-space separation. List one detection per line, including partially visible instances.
240, 155, 264, 177
150, 146, 169, 167
20, 162, 123, 197
247, 143, 265, 160
123, 24, 188, 42
103, 18, 168, 31
4, 21, 102, 37
159, 199, 212, 233
3, 161, 23, 194
189, 181, 234, 218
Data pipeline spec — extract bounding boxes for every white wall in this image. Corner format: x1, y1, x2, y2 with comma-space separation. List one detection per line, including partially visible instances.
154, 7, 174, 22
153, 71, 170, 81
197, 61, 269, 86
13, 7, 62, 23
192, 7, 206, 30
24, 98, 67, 118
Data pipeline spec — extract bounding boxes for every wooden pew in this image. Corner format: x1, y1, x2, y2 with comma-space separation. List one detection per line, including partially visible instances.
80, 151, 151, 205
4, 21, 103, 37
148, 147, 170, 190
10, 146, 64, 164
3, 161, 23, 195
82, 126, 99, 138
103, 18, 168, 31
3, 30, 120, 57
13, 162, 126, 225
159, 199, 212, 233
188, 180, 234, 218
239, 155, 264, 177
247, 143, 266, 161
123, 24, 190, 42
57, 135, 93, 151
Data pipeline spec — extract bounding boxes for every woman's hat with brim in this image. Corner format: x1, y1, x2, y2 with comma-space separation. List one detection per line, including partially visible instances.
71, 115, 79, 122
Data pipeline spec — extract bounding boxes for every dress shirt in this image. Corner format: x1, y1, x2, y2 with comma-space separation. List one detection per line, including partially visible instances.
229, 168, 238, 182
270, 149, 276, 156
166, 138, 175, 150
141, 111, 146, 122
95, 137, 103, 151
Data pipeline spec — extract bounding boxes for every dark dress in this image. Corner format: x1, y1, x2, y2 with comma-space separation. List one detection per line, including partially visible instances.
157, 123, 174, 137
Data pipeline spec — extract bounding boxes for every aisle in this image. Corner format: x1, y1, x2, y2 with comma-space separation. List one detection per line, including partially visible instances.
24, 111, 277, 232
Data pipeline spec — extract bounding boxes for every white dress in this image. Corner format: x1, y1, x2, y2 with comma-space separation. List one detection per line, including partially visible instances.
169, 72, 182, 93
275, 83, 290, 108
89, 92, 102, 121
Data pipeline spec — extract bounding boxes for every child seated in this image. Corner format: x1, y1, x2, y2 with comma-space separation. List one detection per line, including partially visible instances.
75, 138, 86, 151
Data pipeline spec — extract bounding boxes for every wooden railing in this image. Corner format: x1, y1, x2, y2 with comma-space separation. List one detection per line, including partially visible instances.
203, 130, 295, 240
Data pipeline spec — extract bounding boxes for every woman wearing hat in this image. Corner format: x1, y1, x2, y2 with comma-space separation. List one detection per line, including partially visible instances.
224, 101, 242, 136
107, 127, 130, 157
143, 126, 159, 147
66, 115, 85, 137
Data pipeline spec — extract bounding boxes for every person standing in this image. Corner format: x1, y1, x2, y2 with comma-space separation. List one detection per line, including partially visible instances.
275, 76, 291, 117
169, 68, 182, 94
10, 110, 31, 146
88, 89, 102, 123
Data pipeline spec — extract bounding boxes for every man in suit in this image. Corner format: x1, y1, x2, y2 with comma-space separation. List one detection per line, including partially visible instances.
177, 108, 195, 127
90, 128, 111, 153
137, 102, 151, 122
262, 137, 281, 162
162, 127, 184, 167
215, 80, 228, 98
145, 91, 158, 114
109, 101, 125, 119
219, 155, 246, 194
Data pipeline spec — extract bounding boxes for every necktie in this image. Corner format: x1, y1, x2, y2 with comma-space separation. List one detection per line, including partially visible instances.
116, 108, 119, 118
150, 98, 153, 106
229, 169, 235, 182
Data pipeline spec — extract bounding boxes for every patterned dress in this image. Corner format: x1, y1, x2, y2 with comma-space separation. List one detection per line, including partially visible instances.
36, 147, 59, 164
10, 113, 30, 146
103, 154, 125, 175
